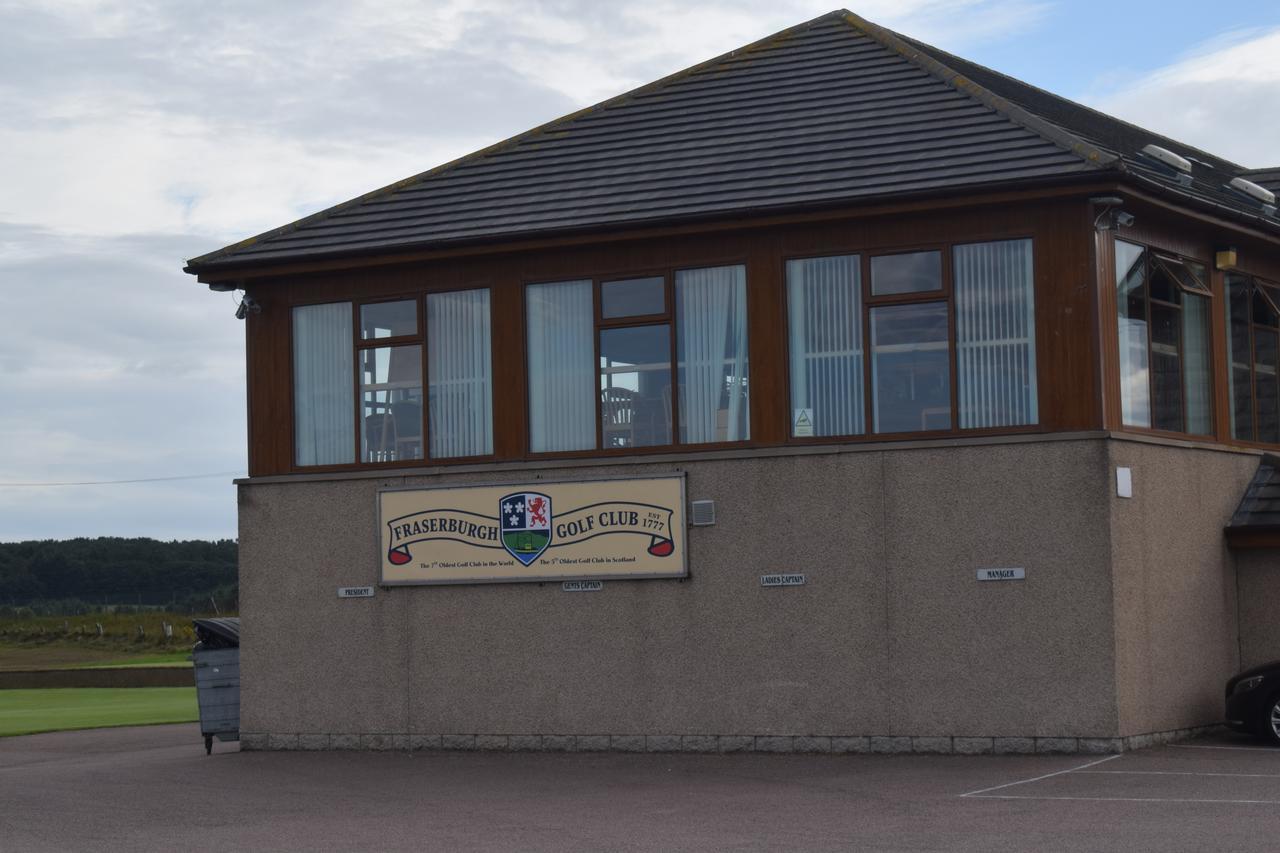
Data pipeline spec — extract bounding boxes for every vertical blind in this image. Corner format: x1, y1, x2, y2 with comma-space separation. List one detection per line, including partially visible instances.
676, 265, 750, 443
427, 290, 493, 458
527, 280, 596, 452
292, 302, 355, 466
786, 255, 864, 436
954, 239, 1038, 428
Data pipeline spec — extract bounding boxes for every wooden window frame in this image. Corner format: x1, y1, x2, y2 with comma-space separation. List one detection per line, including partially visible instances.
287, 287, 497, 473
524, 259, 752, 460
1225, 272, 1280, 446
781, 237, 1040, 444
1113, 238, 1216, 440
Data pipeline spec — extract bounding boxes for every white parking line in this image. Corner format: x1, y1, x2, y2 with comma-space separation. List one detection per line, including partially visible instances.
959, 754, 1121, 798
1079, 770, 1280, 779
968, 794, 1280, 805
1170, 744, 1279, 753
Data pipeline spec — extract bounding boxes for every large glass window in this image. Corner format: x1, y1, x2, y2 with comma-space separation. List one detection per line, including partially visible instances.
1114, 240, 1212, 435
1227, 273, 1280, 443
427, 290, 493, 458
293, 302, 355, 466
676, 266, 750, 443
527, 265, 750, 452
292, 290, 492, 467
871, 302, 951, 433
600, 325, 672, 447
360, 346, 423, 463
787, 255, 864, 437
786, 240, 1037, 438
527, 281, 595, 452
954, 239, 1038, 428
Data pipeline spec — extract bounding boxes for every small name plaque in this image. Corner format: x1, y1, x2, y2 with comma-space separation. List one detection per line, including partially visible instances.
337, 586, 375, 598
976, 568, 1025, 582
562, 580, 604, 592
760, 573, 806, 587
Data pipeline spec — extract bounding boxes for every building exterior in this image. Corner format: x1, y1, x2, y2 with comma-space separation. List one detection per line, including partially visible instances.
185, 10, 1280, 754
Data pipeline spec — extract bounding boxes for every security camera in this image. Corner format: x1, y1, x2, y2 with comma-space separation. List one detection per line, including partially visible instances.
235, 296, 261, 320
1114, 211, 1135, 228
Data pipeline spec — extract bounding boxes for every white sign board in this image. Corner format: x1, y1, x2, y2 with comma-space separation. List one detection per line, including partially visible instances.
337, 586, 375, 598
761, 573, 807, 587
976, 568, 1025, 582
793, 409, 814, 437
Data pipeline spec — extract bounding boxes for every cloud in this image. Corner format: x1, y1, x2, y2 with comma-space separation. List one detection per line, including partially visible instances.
0, 0, 1051, 539
0, 226, 244, 539
1084, 27, 1280, 168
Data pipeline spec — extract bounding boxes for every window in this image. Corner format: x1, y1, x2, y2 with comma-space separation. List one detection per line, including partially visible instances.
1114, 241, 1212, 435
786, 239, 1037, 437
292, 290, 492, 467
954, 239, 1038, 428
1227, 273, 1280, 443
427, 290, 493, 458
787, 255, 864, 437
293, 302, 355, 466
527, 281, 595, 452
526, 265, 750, 452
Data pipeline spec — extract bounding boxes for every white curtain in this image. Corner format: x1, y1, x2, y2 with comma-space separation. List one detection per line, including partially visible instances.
427, 290, 492, 458
676, 265, 749, 443
292, 302, 355, 466
787, 255, 863, 436
954, 239, 1039, 428
527, 280, 595, 452
1182, 293, 1212, 435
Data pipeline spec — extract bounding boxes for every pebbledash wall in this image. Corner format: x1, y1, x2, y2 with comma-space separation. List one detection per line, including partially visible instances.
236, 434, 1279, 754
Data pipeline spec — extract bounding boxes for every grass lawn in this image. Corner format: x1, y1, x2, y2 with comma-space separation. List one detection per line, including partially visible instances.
0, 688, 198, 737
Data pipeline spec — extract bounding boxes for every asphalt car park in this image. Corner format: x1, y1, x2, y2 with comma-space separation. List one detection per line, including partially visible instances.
3, 725, 1279, 852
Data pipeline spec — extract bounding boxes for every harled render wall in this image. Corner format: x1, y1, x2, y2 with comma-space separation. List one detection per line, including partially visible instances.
1237, 551, 1280, 670
235, 436, 1247, 753
1106, 440, 1255, 739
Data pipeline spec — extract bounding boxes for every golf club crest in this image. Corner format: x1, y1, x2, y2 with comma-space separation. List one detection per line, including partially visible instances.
499, 492, 552, 566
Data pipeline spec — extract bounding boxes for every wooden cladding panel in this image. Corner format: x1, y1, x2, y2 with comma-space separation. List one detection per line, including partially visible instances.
243, 197, 1105, 477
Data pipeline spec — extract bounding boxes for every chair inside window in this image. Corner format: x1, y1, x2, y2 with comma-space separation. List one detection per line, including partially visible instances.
601, 387, 637, 447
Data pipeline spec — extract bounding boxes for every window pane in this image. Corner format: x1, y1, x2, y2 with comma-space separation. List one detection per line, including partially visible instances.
787, 255, 864, 437
527, 281, 595, 452
360, 346, 423, 463
600, 325, 671, 447
954, 239, 1038, 428
676, 265, 750, 443
1228, 275, 1255, 441
293, 302, 355, 466
427, 290, 492, 458
602, 277, 665, 318
1148, 260, 1180, 305
1256, 327, 1280, 444
1116, 240, 1150, 427
1182, 294, 1212, 435
871, 302, 950, 433
360, 299, 417, 339
871, 251, 941, 295
1149, 301, 1183, 431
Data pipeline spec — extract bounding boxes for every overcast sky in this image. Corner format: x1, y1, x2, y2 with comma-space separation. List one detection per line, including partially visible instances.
1, 0, 1277, 541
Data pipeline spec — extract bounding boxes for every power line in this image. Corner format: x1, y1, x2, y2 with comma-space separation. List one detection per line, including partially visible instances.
0, 471, 244, 487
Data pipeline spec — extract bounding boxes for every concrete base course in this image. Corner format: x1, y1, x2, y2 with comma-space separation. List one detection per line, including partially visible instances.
238, 726, 1223, 755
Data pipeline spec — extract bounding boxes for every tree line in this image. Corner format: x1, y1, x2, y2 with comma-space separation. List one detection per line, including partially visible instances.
0, 537, 237, 608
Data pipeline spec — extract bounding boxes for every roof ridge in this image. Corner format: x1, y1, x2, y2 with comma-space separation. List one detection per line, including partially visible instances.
184, 9, 850, 272
891, 28, 1249, 174
836, 10, 1121, 172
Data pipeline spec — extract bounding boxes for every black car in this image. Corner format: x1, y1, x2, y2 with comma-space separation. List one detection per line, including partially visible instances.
1226, 660, 1280, 745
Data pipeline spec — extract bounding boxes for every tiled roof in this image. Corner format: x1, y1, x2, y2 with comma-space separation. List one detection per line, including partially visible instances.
185, 9, 1278, 277
1227, 455, 1280, 535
